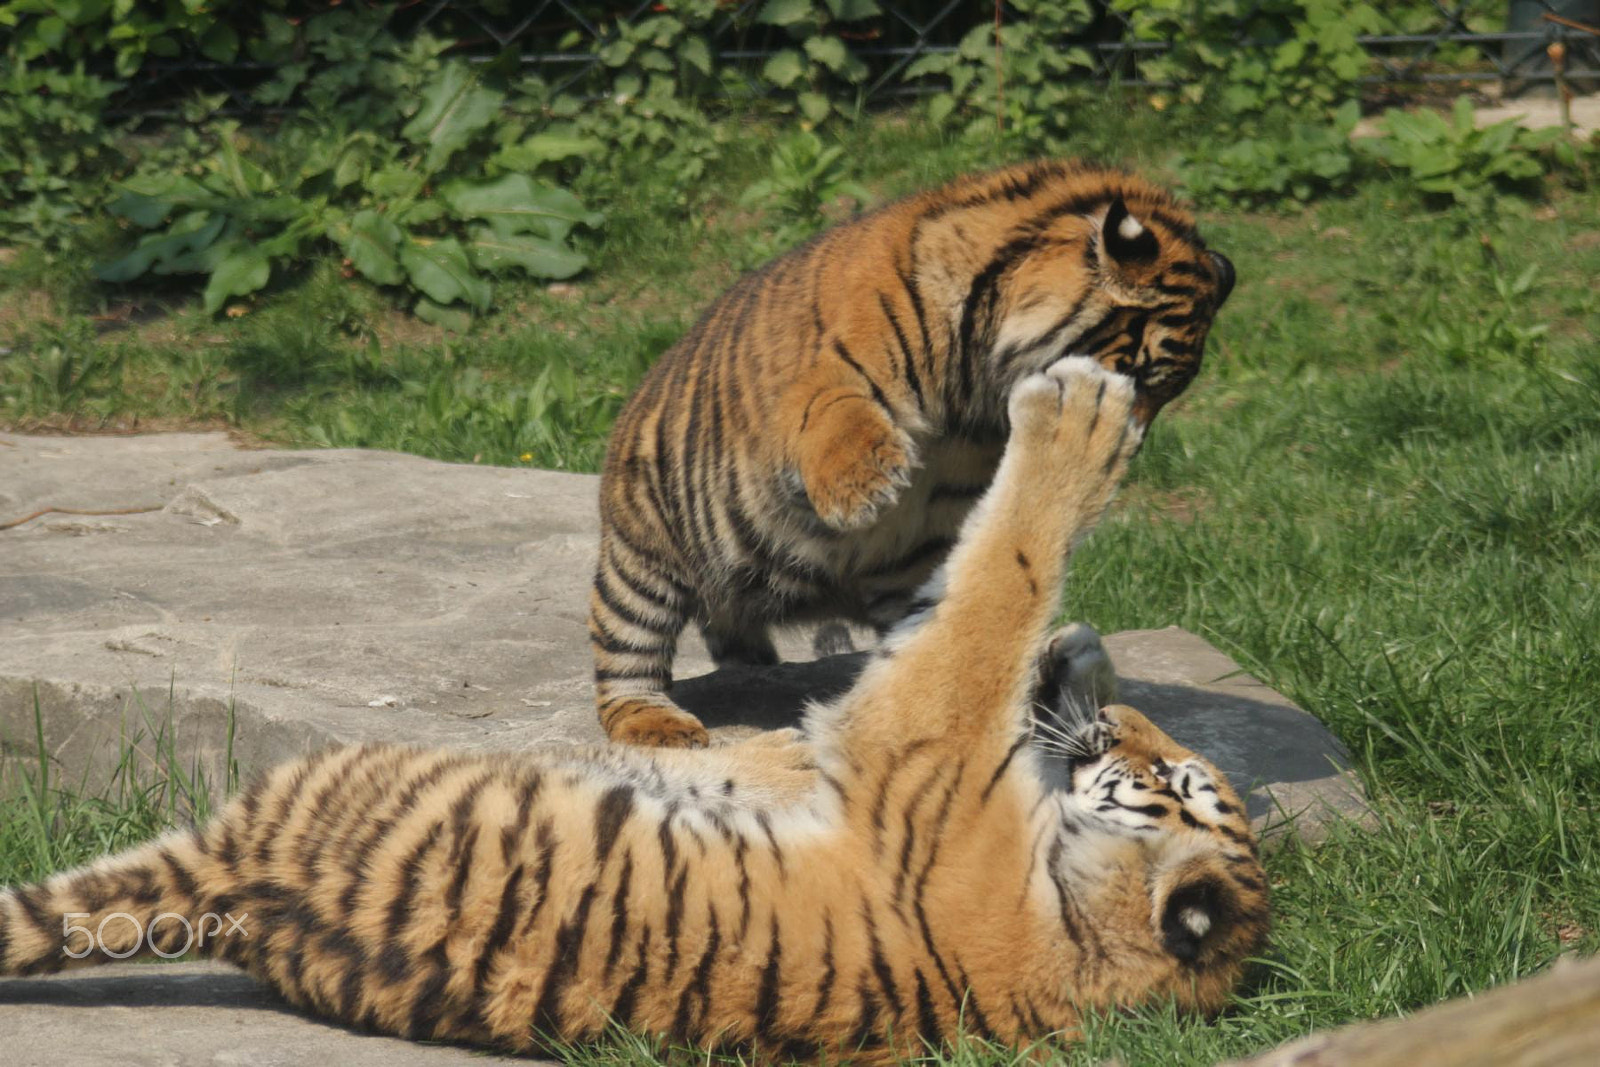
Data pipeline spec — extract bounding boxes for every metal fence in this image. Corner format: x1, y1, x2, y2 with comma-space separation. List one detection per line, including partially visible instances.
110, 1, 1600, 118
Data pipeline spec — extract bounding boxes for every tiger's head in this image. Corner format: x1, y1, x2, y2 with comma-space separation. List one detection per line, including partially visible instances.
1039, 704, 1269, 1015
993, 177, 1234, 426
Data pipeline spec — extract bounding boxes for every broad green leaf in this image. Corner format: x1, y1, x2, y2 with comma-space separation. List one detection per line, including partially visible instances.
94, 211, 226, 282
401, 62, 506, 174
678, 36, 712, 76
199, 24, 238, 63
401, 238, 491, 310
202, 245, 271, 315
803, 35, 850, 73
341, 210, 405, 286
413, 298, 473, 333
758, 0, 812, 26
464, 227, 587, 280
762, 49, 806, 89
798, 92, 832, 125
903, 53, 954, 80
440, 173, 602, 240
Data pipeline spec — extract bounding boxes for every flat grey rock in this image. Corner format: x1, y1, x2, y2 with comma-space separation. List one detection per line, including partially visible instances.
0, 962, 530, 1065
0, 431, 1364, 835
0, 430, 1366, 1062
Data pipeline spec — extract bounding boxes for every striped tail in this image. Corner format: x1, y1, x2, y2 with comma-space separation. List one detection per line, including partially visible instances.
0, 829, 234, 977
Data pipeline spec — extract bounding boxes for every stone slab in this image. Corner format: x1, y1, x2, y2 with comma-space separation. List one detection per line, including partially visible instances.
0, 962, 528, 1066
0, 430, 1364, 837
0, 430, 1368, 1063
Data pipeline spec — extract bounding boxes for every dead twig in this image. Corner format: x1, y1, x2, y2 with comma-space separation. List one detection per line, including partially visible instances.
0, 505, 163, 532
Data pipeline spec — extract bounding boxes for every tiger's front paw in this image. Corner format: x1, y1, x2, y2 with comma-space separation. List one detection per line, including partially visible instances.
1007, 357, 1142, 482
797, 394, 914, 530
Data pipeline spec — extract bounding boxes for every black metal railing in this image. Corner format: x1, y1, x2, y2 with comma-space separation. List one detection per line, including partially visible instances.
96, 1, 1600, 119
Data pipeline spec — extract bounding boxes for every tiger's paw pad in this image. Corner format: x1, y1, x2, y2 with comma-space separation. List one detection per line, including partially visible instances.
1038, 622, 1119, 719
610, 706, 711, 749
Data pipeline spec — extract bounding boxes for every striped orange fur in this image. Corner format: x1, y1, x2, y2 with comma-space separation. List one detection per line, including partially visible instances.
590, 159, 1235, 747
1, 362, 1267, 1059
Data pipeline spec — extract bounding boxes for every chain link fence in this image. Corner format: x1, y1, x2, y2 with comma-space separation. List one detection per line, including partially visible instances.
106, 1, 1600, 119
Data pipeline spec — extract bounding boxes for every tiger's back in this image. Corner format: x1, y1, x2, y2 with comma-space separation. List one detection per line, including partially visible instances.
591, 160, 1235, 746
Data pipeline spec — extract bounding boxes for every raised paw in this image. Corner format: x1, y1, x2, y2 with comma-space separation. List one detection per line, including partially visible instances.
607, 703, 710, 748
797, 395, 914, 530
1007, 356, 1142, 482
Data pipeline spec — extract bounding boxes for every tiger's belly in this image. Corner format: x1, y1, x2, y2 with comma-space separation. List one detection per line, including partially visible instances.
766, 436, 1004, 628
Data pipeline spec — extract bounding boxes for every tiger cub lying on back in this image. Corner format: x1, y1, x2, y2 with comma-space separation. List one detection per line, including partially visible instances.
592, 159, 1235, 746
1, 362, 1267, 1058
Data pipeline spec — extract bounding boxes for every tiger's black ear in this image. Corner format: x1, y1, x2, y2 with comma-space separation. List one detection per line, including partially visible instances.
1208, 251, 1236, 306
1103, 197, 1159, 265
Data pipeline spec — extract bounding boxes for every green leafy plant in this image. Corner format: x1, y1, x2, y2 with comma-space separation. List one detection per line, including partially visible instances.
752, 0, 880, 124
93, 60, 603, 317
1179, 101, 1363, 208
1112, 0, 1382, 116
0, 60, 121, 249
738, 129, 869, 254
905, 0, 1097, 149
1363, 98, 1563, 210
1417, 263, 1550, 365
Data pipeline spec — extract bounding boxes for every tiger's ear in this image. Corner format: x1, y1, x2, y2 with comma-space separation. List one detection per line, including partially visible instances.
1159, 875, 1228, 963
1102, 197, 1159, 265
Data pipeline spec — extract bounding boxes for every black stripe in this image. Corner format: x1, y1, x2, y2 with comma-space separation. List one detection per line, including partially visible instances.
914, 969, 942, 1049
470, 863, 526, 1000
979, 734, 1030, 805
593, 785, 635, 865
603, 850, 634, 979
754, 915, 783, 1040
592, 570, 673, 635
866, 536, 954, 579
890, 762, 947, 908
831, 339, 893, 417
529, 881, 600, 1036
672, 906, 721, 1040
754, 810, 786, 878
811, 912, 836, 1019
866, 909, 904, 1022
609, 924, 652, 1026
663, 865, 689, 981
868, 737, 936, 854
877, 291, 925, 413
517, 819, 559, 938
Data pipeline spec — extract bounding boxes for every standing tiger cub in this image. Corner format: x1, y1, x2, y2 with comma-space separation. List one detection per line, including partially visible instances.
592, 160, 1235, 746
1, 362, 1268, 1058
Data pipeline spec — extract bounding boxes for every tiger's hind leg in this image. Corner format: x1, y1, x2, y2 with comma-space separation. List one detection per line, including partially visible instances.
1031, 622, 1119, 729
701, 613, 779, 669
589, 544, 710, 748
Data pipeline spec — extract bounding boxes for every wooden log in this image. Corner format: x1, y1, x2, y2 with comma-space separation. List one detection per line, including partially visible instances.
1222, 953, 1600, 1067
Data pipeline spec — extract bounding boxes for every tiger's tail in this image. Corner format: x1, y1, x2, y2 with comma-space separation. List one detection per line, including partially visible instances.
0, 828, 239, 977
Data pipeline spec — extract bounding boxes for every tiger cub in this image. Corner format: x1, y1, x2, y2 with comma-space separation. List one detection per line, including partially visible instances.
1, 362, 1268, 1058
592, 159, 1235, 746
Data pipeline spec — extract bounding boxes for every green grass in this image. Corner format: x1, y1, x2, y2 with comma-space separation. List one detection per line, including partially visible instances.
2, 103, 1597, 1065
0, 686, 236, 887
